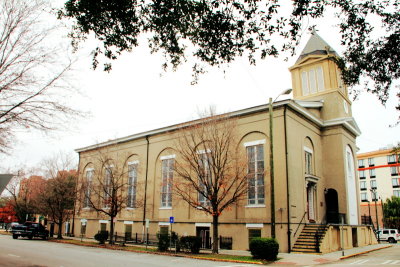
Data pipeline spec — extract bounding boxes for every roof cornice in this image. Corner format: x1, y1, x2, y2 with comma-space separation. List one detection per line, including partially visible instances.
75, 100, 360, 153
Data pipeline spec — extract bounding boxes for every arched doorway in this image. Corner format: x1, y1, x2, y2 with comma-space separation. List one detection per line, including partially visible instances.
306, 182, 317, 223
346, 145, 358, 225
325, 189, 339, 223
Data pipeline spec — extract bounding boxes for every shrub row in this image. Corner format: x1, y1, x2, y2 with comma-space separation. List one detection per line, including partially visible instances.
156, 232, 201, 253
249, 237, 279, 261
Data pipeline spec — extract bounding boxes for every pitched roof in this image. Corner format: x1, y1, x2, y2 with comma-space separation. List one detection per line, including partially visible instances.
296, 32, 338, 62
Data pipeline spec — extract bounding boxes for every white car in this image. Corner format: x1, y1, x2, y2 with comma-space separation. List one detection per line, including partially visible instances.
376, 229, 400, 243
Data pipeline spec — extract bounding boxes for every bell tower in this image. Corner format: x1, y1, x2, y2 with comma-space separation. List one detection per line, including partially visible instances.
289, 32, 352, 121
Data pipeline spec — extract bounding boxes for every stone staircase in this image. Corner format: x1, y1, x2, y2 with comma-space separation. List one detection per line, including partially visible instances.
292, 224, 328, 253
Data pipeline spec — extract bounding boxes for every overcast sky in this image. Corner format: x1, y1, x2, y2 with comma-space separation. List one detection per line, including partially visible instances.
0, 2, 399, 172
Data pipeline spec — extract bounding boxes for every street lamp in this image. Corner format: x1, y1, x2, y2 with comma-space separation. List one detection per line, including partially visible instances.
370, 188, 380, 243
269, 88, 292, 238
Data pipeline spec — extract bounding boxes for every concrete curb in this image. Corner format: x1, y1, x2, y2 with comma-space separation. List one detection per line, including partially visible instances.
49, 239, 264, 265
340, 245, 393, 260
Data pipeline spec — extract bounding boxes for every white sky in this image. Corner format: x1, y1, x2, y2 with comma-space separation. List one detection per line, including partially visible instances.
0, 2, 399, 171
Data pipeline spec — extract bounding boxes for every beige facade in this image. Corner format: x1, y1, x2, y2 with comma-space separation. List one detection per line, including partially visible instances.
357, 148, 400, 228
72, 33, 376, 253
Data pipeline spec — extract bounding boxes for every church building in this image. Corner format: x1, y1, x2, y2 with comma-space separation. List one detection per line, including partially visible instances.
73, 33, 376, 253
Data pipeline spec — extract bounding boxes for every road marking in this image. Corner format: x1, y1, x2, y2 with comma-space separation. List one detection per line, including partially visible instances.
7, 254, 20, 258
350, 259, 369, 265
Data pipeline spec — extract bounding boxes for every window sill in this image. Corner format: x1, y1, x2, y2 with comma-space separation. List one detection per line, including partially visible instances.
360, 188, 367, 191
159, 207, 172, 210
126, 207, 136, 210
82, 207, 91, 210
245, 204, 266, 208
359, 177, 366, 179
361, 200, 369, 202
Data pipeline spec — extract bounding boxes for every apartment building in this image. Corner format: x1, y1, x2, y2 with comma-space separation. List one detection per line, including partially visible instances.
357, 148, 400, 228
72, 33, 376, 253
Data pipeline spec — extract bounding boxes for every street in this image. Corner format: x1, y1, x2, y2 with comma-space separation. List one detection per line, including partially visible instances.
0, 235, 252, 267
324, 244, 400, 266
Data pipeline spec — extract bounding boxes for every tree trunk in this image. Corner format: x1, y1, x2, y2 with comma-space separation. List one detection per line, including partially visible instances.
57, 221, 63, 239
212, 214, 219, 254
109, 216, 114, 245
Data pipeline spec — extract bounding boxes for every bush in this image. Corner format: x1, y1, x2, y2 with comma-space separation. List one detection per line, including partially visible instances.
156, 231, 180, 252
157, 232, 170, 251
94, 231, 109, 244
249, 237, 279, 261
180, 236, 201, 254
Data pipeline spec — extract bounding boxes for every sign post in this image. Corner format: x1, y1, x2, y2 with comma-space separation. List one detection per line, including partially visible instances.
145, 219, 149, 250
169, 217, 174, 252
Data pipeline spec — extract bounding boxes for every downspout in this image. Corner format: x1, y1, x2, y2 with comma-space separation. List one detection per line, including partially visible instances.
142, 136, 150, 236
284, 105, 291, 252
71, 151, 81, 237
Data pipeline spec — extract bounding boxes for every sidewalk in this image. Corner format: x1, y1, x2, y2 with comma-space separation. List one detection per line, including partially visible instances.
65, 233, 392, 266
219, 243, 392, 265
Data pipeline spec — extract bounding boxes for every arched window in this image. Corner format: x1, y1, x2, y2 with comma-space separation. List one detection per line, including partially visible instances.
304, 137, 314, 175
346, 145, 358, 225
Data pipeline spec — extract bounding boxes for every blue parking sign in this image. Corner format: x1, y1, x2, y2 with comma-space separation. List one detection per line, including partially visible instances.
169, 216, 174, 223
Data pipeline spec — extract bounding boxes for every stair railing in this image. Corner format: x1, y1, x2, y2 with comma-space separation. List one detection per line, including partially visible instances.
293, 211, 307, 238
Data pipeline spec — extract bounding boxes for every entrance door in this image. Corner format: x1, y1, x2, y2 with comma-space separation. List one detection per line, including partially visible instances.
196, 227, 211, 249
326, 189, 339, 223
307, 183, 316, 222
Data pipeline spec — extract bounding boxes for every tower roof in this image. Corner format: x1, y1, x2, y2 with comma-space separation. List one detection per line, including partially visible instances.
296, 32, 338, 62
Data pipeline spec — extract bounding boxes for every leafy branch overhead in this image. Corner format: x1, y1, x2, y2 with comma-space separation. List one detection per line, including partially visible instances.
61, 0, 399, 109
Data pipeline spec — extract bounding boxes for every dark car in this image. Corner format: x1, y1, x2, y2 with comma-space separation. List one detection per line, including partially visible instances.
11, 221, 49, 240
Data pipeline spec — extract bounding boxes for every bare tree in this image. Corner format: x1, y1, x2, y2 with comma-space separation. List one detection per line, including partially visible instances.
78, 149, 142, 244
36, 153, 77, 239
173, 111, 248, 254
0, 0, 81, 153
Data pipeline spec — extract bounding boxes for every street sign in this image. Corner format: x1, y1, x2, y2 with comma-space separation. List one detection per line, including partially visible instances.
169, 216, 174, 223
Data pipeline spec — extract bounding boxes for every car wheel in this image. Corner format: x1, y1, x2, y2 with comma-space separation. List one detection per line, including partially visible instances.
388, 237, 395, 243
12, 234, 18, 239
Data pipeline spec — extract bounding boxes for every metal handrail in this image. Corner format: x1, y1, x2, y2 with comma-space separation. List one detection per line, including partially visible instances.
293, 211, 307, 237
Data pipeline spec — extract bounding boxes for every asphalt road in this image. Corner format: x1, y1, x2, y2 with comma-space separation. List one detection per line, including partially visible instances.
0, 235, 252, 267
325, 244, 400, 266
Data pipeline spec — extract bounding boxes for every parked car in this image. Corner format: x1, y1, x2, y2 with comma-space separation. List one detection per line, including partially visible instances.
376, 229, 400, 243
11, 221, 49, 240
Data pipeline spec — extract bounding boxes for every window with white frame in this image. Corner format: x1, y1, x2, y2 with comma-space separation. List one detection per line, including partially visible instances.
360, 181, 367, 190
104, 167, 112, 208
358, 159, 365, 168
370, 180, 377, 189
198, 152, 211, 207
388, 154, 396, 164
359, 170, 366, 179
390, 167, 399, 176
84, 169, 93, 208
247, 144, 265, 205
304, 149, 313, 175
161, 158, 174, 208
301, 66, 325, 96
369, 168, 376, 178
127, 163, 138, 208
368, 158, 375, 166
371, 191, 378, 201
360, 192, 368, 202
394, 190, 400, 197
392, 177, 400, 188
